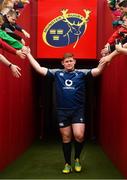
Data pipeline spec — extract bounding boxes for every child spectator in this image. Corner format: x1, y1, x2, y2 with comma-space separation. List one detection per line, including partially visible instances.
101, 12, 127, 56
0, 14, 29, 53
107, 13, 127, 45
1, 9, 30, 45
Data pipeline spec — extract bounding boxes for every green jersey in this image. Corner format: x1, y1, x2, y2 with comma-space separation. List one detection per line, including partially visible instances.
0, 29, 23, 49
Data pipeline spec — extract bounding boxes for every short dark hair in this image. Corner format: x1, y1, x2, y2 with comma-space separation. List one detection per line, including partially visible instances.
118, 0, 127, 7
63, 53, 74, 59
7, 9, 17, 18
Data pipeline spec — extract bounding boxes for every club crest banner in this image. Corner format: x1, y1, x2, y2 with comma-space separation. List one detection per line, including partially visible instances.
37, 0, 97, 59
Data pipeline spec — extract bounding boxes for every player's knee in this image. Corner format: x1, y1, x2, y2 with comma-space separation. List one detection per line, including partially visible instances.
75, 134, 84, 142
62, 134, 71, 143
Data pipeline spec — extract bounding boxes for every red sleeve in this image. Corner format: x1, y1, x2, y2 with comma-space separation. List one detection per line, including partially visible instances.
107, 27, 127, 44
0, 38, 16, 54
107, 29, 120, 44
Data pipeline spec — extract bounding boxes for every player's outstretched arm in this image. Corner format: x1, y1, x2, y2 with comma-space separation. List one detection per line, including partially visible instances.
27, 53, 48, 76
92, 48, 121, 77
91, 60, 108, 77
99, 49, 119, 65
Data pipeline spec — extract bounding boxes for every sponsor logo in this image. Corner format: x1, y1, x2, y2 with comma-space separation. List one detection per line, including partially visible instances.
63, 79, 75, 89
65, 79, 73, 87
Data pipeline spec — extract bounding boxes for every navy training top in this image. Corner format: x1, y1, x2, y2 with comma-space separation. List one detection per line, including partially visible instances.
47, 69, 92, 110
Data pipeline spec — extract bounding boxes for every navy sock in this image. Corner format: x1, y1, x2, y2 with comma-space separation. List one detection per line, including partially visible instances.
74, 140, 84, 160
62, 142, 72, 165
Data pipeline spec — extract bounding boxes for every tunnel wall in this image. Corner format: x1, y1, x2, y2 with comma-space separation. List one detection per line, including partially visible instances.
0, 3, 37, 170
97, 0, 127, 178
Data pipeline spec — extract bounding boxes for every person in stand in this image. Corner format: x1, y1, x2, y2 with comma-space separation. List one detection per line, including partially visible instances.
1, 9, 30, 45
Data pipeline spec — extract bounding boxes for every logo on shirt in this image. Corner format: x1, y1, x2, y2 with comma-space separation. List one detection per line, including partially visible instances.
63, 79, 75, 89
65, 79, 73, 87
59, 72, 64, 76
42, 9, 91, 48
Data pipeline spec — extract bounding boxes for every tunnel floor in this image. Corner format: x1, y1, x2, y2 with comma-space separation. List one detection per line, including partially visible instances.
0, 140, 123, 179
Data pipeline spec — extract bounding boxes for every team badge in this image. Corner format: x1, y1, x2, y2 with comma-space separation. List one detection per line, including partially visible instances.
42, 9, 91, 48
